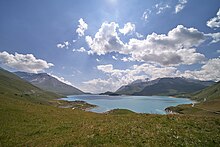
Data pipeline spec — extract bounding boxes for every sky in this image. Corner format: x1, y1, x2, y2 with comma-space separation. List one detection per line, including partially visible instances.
0, 0, 220, 93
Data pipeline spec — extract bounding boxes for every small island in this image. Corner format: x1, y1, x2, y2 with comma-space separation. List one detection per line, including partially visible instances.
99, 91, 121, 96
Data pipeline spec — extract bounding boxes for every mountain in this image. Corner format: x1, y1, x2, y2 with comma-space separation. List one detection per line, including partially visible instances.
116, 78, 159, 95
116, 77, 215, 96
192, 81, 220, 101
0, 68, 61, 103
14, 71, 84, 96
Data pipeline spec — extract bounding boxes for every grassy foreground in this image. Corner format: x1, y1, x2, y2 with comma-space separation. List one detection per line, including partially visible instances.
1, 95, 220, 146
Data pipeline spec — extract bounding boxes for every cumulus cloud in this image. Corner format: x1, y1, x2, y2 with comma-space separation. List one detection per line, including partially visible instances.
76, 18, 88, 37
175, 0, 188, 14
207, 8, 220, 28
57, 41, 70, 49
155, 3, 171, 14
85, 22, 125, 55
181, 58, 220, 81
127, 25, 206, 65
49, 73, 73, 86
0, 51, 54, 73
86, 23, 206, 66
119, 22, 135, 35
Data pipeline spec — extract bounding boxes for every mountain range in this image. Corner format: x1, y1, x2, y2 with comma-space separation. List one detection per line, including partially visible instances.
1, 68, 217, 97
14, 71, 84, 96
115, 77, 215, 96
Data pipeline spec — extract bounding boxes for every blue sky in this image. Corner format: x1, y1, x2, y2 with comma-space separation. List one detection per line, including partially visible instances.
0, 0, 220, 93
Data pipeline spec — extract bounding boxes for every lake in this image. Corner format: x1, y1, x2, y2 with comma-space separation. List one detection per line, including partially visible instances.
61, 95, 195, 114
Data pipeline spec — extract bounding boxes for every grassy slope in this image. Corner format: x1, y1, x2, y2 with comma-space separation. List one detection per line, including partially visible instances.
167, 82, 220, 115
192, 82, 220, 101
1, 96, 220, 146
0, 68, 220, 146
0, 68, 62, 104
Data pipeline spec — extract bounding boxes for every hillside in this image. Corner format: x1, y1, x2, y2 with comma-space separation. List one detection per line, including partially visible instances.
116, 77, 214, 96
0, 68, 61, 104
14, 71, 84, 96
192, 81, 220, 101
166, 81, 220, 115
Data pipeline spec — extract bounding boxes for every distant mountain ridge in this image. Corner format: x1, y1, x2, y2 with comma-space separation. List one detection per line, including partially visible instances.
14, 71, 84, 96
116, 77, 215, 96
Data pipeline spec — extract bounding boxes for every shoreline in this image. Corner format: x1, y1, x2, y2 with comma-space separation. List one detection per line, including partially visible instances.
53, 99, 97, 111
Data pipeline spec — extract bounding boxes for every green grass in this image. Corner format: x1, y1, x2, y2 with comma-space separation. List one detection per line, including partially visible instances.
1, 93, 220, 146
192, 82, 220, 102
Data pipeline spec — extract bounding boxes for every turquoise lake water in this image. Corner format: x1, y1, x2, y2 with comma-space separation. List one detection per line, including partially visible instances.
61, 95, 194, 114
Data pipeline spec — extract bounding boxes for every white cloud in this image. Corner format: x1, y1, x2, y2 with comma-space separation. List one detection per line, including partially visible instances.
86, 23, 206, 66
73, 47, 87, 53
119, 22, 135, 35
155, 3, 171, 14
175, 0, 188, 14
206, 32, 220, 43
49, 73, 73, 86
82, 78, 111, 93
142, 10, 151, 21
85, 22, 125, 55
0, 51, 54, 73
112, 56, 118, 60
207, 8, 220, 28
127, 25, 206, 65
76, 18, 88, 37
57, 44, 65, 48
136, 32, 144, 38
121, 57, 135, 62
96, 58, 100, 62
57, 41, 70, 49
181, 58, 220, 82
78, 47, 86, 52
97, 64, 113, 72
